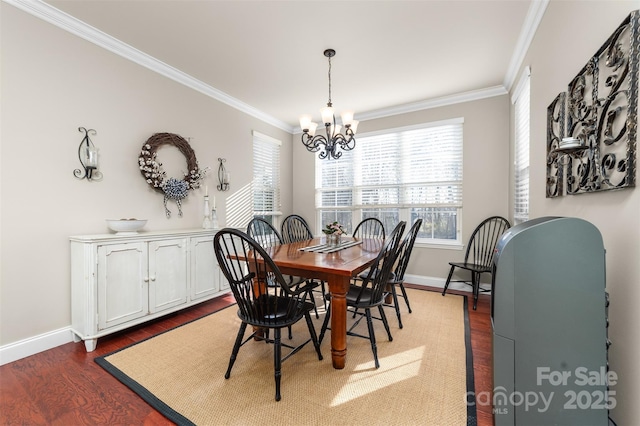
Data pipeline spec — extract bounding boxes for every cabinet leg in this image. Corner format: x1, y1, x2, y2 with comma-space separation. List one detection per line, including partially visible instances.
84, 338, 97, 352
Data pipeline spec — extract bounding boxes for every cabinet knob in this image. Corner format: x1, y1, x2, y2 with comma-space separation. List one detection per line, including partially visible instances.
144, 277, 149, 282
151, 276, 156, 281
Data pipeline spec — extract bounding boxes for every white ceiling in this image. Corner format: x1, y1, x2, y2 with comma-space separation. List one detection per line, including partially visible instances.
40, 0, 539, 131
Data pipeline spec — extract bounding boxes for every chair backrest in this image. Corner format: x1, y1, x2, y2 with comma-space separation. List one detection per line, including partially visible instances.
214, 228, 307, 327
247, 217, 283, 248
392, 219, 423, 282
463, 216, 511, 269
353, 218, 385, 240
281, 215, 313, 244
355, 222, 405, 307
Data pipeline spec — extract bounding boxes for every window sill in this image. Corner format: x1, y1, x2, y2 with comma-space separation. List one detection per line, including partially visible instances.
414, 241, 463, 250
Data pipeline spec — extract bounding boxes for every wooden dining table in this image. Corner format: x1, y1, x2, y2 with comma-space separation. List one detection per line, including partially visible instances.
264, 237, 383, 369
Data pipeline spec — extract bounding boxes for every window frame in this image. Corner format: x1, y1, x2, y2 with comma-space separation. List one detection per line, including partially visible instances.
315, 118, 464, 247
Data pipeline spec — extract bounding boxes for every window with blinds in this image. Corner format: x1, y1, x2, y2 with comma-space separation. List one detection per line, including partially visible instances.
316, 118, 463, 244
513, 69, 530, 225
253, 131, 281, 224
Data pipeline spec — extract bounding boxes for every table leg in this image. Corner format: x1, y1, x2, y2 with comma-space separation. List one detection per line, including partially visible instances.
329, 275, 350, 369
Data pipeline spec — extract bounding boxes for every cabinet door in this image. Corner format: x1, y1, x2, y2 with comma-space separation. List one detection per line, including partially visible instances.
190, 236, 219, 300
97, 243, 148, 330
149, 238, 188, 313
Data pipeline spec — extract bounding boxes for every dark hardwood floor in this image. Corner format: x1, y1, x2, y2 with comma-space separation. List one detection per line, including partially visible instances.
0, 286, 493, 425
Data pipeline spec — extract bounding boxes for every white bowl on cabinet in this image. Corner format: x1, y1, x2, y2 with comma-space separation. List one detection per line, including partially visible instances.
106, 219, 147, 235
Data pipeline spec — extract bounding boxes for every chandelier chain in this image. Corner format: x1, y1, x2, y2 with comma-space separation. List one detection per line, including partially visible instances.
327, 55, 332, 106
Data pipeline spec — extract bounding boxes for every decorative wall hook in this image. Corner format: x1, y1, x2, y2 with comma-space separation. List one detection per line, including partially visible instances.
74, 127, 103, 181
217, 158, 230, 191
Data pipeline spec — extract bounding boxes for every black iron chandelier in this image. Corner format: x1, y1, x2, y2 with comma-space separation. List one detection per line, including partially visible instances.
299, 49, 358, 160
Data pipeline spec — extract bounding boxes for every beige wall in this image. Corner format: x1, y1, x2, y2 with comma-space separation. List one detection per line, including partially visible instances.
518, 1, 639, 423
292, 95, 511, 282
2, 0, 639, 422
0, 4, 292, 345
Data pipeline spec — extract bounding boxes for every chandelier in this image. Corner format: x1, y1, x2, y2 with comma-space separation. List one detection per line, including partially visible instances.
299, 49, 358, 160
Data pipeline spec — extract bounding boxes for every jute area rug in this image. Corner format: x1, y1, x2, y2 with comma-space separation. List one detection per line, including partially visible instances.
96, 289, 476, 426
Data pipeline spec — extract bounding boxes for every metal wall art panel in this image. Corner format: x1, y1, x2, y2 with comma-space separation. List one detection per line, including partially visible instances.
546, 10, 638, 197
546, 93, 565, 198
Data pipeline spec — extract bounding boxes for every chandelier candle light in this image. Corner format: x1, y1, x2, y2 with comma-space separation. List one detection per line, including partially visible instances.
300, 49, 358, 160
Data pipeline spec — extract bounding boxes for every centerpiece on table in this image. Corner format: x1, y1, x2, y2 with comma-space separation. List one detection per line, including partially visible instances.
322, 221, 346, 247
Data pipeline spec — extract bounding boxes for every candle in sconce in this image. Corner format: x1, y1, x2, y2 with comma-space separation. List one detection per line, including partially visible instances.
205, 185, 208, 196
213, 196, 216, 210
86, 146, 98, 169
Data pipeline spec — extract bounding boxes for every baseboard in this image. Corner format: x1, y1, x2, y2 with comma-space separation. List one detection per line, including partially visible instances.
404, 274, 492, 293
0, 327, 76, 366
0, 274, 491, 365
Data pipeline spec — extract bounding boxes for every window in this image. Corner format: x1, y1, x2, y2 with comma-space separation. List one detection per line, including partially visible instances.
252, 131, 281, 226
316, 118, 464, 245
513, 68, 530, 225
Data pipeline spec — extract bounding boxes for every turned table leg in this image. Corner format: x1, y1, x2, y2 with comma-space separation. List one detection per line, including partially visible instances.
329, 275, 350, 369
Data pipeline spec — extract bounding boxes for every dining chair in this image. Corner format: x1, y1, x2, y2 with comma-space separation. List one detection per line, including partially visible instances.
352, 217, 385, 240
384, 219, 422, 328
442, 216, 511, 309
280, 214, 327, 312
281, 214, 314, 244
246, 217, 283, 249
247, 217, 321, 319
319, 221, 404, 369
214, 228, 323, 401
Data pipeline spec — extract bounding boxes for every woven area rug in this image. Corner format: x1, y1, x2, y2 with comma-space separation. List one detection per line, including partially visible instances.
96, 289, 476, 425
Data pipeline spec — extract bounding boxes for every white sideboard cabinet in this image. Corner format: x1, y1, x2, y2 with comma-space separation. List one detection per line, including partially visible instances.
70, 229, 228, 352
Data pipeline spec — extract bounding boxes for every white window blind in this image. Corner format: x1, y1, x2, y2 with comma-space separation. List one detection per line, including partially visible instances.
252, 131, 281, 216
316, 119, 463, 243
513, 69, 530, 225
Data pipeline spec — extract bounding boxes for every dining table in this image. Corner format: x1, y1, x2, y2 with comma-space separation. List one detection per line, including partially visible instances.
264, 236, 383, 369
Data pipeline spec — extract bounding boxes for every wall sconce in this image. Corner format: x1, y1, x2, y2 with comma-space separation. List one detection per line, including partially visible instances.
551, 137, 589, 165
74, 127, 103, 181
217, 158, 229, 191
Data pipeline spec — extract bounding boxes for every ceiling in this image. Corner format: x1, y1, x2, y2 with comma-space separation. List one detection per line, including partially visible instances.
42, 0, 536, 131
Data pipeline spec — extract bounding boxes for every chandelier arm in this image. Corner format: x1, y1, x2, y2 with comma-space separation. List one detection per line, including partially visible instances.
332, 133, 356, 151
302, 133, 328, 153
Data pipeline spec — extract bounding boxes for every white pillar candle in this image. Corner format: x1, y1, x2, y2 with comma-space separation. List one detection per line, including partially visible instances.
213, 196, 216, 210
86, 146, 98, 168
205, 185, 208, 196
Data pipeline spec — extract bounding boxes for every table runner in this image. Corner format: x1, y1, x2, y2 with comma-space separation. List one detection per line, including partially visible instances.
299, 240, 363, 253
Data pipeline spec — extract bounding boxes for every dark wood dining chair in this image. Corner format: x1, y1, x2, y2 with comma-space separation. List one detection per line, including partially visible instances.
247, 217, 321, 319
281, 214, 314, 243
279, 214, 327, 312
246, 217, 283, 249
442, 216, 511, 309
214, 228, 323, 401
384, 219, 422, 328
352, 217, 385, 240
319, 221, 404, 369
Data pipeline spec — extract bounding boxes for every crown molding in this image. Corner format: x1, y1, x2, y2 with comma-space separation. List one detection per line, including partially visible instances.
359, 85, 508, 122
503, 0, 549, 91
3, 0, 294, 133
5, 0, 542, 135
293, 85, 508, 134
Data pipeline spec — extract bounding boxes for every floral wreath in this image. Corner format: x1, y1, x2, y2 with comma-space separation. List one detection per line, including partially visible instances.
138, 133, 208, 218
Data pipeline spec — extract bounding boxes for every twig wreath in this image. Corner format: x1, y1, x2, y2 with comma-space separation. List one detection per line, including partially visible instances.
138, 132, 208, 218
